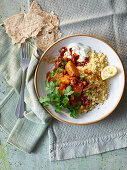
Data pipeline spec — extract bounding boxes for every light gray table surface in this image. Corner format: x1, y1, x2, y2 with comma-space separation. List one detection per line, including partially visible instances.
0, 1, 127, 169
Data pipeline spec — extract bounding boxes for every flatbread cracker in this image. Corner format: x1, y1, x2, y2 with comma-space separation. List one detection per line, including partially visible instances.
30, 1, 61, 51
4, 13, 45, 47
4, 1, 62, 50
34, 26, 62, 51
29, 1, 59, 28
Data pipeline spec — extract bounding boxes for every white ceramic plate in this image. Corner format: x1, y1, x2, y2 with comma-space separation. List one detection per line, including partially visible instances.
34, 35, 125, 125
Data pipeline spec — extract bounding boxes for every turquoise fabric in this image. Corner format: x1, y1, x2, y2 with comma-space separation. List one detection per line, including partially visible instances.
0, 25, 51, 153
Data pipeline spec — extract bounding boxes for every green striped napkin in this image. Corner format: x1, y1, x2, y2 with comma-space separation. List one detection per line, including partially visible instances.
0, 25, 51, 153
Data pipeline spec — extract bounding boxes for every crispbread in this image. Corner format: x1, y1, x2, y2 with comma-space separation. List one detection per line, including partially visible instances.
4, 1, 62, 50
34, 26, 62, 51
4, 13, 45, 47
29, 1, 59, 28
30, 1, 61, 51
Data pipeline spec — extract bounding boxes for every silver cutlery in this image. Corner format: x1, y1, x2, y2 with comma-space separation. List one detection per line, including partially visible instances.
15, 42, 30, 118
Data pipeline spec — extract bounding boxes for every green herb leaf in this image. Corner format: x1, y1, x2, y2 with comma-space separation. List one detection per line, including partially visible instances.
74, 92, 80, 98
70, 111, 77, 119
85, 88, 92, 99
63, 86, 74, 96
49, 70, 56, 78
86, 88, 92, 94
44, 87, 48, 92
68, 91, 74, 96
55, 102, 63, 112
53, 80, 59, 86
55, 104, 60, 113
39, 79, 79, 119
50, 81, 55, 88
45, 79, 49, 87
61, 66, 65, 69
66, 85, 72, 92
55, 107, 60, 113
75, 101, 82, 110
39, 97, 50, 106
68, 106, 77, 118
57, 68, 63, 73
62, 97, 69, 106
61, 59, 67, 65
54, 88, 60, 95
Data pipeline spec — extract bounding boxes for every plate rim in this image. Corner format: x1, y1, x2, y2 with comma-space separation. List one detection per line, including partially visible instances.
34, 34, 125, 125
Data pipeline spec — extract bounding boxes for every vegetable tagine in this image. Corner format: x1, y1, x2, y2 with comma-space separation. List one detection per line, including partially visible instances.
39, 43, 117, 118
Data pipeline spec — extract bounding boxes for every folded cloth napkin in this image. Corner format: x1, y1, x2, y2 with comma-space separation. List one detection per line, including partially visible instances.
0, 25, 51, 153
29, 0, 127, 161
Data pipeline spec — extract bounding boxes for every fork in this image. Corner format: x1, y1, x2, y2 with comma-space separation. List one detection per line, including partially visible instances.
15, 43, 30, 118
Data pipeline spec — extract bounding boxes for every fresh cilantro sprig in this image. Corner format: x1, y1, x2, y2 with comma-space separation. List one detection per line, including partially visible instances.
57, 68, 63, 73
86, 89, 92, 94
39, 97, 50, 106
61, 59, 67, 65
48, 65, 65, 79
74, 92, 80, 98
83, 88, 92, 99
63, 86, 74, 96
40, 80, 62, 112
48, 70, 56, 78
39, 80, 80, 118
67, 101, 82, 118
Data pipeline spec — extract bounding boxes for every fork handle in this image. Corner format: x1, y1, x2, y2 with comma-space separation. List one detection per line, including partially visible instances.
15, 70, 25, 118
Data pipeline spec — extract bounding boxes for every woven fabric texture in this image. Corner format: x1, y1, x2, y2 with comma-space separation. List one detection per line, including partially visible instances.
29, 0, 127, 161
